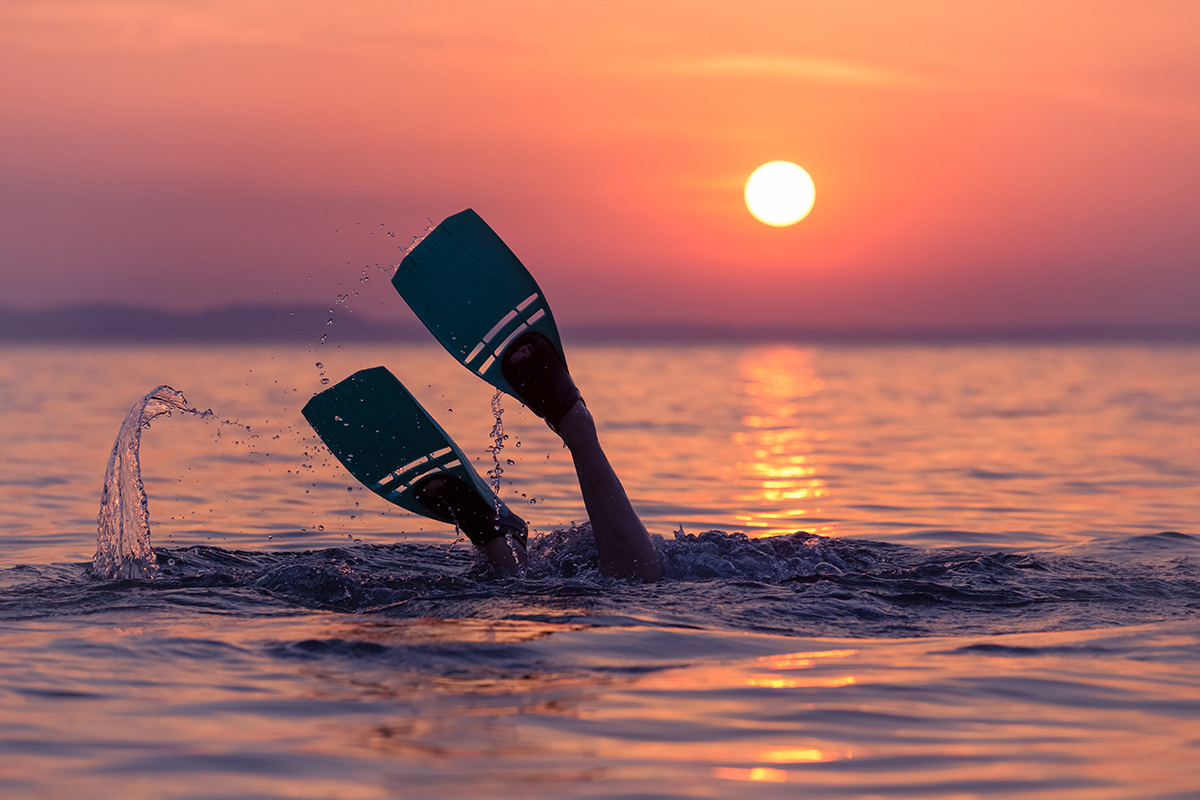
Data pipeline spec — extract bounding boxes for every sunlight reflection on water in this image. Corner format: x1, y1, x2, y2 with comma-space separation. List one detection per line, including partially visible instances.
734, 345, 829, 536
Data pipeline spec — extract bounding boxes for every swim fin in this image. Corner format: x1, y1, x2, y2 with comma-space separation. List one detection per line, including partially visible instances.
301, 366, 526, 546
392, 209, 567, 402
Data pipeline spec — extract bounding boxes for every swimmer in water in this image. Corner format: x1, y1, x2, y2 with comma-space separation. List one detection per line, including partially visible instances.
305, 210, 662, 582
418, 330, 664, 582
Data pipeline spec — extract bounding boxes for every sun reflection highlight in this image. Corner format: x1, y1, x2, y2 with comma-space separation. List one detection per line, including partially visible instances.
759, 649, 859, 669
713, 766, 789, 782
735, 346, 830, 537
747, 673, 858, 689
758, 746, 852, 763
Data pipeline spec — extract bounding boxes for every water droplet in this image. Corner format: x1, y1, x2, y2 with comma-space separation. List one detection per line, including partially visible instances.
320, 378, 330, 385
315, 362, 324, 369
317, 524, 325, 531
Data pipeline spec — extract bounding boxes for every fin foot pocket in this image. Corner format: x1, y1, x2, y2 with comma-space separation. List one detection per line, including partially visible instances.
500, 331, 583, 431
414, 474, 528, 548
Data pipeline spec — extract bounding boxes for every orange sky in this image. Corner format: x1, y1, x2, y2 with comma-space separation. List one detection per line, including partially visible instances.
2, 1, 1199, 330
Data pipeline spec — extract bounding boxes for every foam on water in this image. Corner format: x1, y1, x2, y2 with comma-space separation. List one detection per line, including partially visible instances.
17, 524, 1180, 640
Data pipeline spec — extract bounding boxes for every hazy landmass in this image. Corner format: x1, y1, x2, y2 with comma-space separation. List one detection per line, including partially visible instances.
0, 305, 422, 343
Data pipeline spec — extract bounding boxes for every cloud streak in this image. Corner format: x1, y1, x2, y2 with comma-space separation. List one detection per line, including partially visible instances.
660, 54, 939, 89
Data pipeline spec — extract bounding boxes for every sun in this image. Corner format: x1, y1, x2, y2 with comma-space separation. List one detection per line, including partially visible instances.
745, 161, 816, 226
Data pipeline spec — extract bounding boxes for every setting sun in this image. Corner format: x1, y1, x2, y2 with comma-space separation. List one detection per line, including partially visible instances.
745, 161, 816, 227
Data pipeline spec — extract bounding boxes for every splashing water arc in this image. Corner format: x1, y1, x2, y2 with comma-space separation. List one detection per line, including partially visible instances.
93, 386, 205, 580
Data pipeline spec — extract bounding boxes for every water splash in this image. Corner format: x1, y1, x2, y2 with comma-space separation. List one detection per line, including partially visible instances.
485, 389, 507, 496
401, 217, 436, 259
92, 386, 212, 580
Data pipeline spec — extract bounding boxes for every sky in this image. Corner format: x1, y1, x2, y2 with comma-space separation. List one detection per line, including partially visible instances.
2, 0, 1199, 331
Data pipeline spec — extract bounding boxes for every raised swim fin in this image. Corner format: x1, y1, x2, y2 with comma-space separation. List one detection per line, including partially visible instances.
301, 366, 526, 546
392, 209, 567, 401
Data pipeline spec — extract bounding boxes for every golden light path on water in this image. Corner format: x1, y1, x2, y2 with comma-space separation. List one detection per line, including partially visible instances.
734, 346, 830, 537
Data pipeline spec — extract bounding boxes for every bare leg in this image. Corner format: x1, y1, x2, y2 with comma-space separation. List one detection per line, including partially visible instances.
482, 404, 662, 580
503, 333, 663, 582
555, 401, 665, 582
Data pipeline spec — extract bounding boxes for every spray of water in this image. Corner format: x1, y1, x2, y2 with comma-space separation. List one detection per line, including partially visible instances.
92, 386, 213, 580
485, 389, 506, 497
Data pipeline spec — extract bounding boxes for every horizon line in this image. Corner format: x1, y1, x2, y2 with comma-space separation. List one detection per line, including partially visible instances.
2, 303, 1200, 344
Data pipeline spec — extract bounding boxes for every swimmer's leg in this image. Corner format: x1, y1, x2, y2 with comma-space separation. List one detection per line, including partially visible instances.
557, 402, 664, 582
413, 474, 526, 577
503, 333, 664, 582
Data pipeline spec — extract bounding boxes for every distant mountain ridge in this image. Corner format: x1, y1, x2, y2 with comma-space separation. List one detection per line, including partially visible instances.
2, 304, 1199, 344
0, 304, 423, 343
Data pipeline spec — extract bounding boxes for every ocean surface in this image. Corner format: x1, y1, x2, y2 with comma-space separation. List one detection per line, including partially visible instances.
2, 341, 1199, 798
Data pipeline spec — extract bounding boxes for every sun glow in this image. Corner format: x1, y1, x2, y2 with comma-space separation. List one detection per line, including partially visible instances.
744, 161, 816, 226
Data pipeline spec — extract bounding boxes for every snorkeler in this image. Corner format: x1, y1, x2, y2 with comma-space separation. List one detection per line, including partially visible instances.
302, 210, 664, 582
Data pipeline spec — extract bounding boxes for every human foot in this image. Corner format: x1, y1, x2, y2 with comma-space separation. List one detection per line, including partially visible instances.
500, 331, 583, 432
413, 474, 528, 549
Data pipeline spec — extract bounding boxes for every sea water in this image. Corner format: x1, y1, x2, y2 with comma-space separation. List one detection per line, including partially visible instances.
1, 341, 1199, 798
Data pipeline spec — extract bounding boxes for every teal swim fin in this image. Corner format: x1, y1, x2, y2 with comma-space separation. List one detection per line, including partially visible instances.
392, 209, 566, 400
301, 366, 526, 546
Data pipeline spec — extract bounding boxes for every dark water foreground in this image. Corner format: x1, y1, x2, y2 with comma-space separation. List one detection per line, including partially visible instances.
3, 529, 1199, 799
14, 527, 1200, 637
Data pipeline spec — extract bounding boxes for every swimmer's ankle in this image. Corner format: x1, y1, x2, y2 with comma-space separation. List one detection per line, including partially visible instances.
554, 399, 595, 448
500, 331, 582, 432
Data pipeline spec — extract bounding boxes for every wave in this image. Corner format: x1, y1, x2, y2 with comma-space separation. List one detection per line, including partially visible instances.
8, 527, 1198, 640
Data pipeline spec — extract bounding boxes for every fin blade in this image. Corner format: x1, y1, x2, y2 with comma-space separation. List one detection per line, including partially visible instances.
301, 366, 511, 524
392, 209, 566, 397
